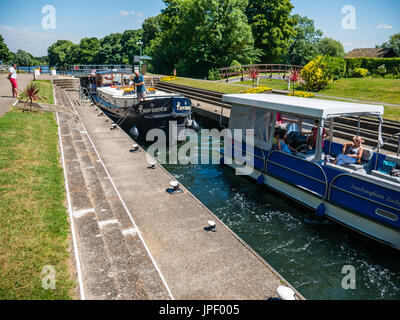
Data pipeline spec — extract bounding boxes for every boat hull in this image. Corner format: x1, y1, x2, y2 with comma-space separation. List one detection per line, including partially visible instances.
91, 93, 195, 141
223, 154, 400, 250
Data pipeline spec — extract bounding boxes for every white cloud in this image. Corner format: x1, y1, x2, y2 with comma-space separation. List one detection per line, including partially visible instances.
377, 23, 393, 29
136, 12, 143, 17
119, 10, 134, 16
0, 24, 80, 56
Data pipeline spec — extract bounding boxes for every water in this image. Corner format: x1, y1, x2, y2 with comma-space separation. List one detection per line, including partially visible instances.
17, 65, 50, 74
126, 117, 400, 300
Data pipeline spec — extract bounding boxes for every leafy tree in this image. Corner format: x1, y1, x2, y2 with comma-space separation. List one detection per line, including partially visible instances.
150, 0, 259, 77
283, 14, 322, 66
79, 37, 100, 64
121, 30, 143, 64
12, 49, 34, 66
379, 33, 400, 57
142, 15, 162, 48
99, 33, 123, 64
65, 44, 81, 65
48, 40, 76, 67
0, 34, 11, 63
317, 37, 345, 57
246, 0, 297, 63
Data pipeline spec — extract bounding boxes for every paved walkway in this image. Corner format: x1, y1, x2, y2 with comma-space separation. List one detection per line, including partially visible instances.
0, 73, 58, 117
0, 73, 33, 117
52, 79, 304, 300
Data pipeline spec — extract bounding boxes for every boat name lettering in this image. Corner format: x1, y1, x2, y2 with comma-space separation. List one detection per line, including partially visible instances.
386, 197, 400, 208
176, 105, 191, 111
350, 184, 385, 200
141, 107, 168, 114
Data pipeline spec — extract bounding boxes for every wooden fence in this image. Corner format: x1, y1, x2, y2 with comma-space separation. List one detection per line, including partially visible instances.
217, 64, 303, 82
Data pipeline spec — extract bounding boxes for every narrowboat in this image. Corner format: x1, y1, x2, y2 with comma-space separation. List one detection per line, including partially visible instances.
221, 93, 400, 250
88, 71, 199, 141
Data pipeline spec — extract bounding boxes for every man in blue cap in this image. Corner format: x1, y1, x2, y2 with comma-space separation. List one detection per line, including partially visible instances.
133, 71, 146, 101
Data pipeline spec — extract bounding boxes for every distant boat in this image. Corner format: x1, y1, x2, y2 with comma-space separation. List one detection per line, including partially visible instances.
221, 93, 400, 250
88, 71, 199, 141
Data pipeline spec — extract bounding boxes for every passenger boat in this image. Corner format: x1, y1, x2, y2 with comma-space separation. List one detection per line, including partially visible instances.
88, 71, 199, 141
221, 93, 400, 250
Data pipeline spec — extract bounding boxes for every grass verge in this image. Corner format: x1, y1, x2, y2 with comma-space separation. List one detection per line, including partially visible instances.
0, 109, 74, 299
162, 77, 247, 94
20, 80, 55, 105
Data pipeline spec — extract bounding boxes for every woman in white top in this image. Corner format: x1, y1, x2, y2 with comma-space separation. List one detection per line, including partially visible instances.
8, 63, 18, 98
333, 136, 364, 166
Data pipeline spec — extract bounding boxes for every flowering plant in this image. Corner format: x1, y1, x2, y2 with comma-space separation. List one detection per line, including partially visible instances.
287, 91, 314, 98
243, 87, 273, 94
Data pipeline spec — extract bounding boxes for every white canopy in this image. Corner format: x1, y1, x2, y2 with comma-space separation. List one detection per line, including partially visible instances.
223, 94, 384, 119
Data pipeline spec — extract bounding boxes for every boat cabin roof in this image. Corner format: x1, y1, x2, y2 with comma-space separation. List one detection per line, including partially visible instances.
223, 94, 384, 120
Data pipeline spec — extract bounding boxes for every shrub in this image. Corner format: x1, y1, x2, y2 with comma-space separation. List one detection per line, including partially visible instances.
243, 87, 273, 94
352, 68, 368, 77
287, 91, 314, 98
300, 56, 331, 91
208, 68, 221, 81
345, 57, 400, 77
161, 76, 178, 81
321, 56, 346, 80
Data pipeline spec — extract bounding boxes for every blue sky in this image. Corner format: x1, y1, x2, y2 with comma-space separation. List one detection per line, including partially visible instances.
0, 0, 398, 57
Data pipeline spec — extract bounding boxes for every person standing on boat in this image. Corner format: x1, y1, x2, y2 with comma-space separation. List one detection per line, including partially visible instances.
307, 119, 329, 150
333, 136, 364, 166
133, 71, 146, 101
8, 63, 18, 98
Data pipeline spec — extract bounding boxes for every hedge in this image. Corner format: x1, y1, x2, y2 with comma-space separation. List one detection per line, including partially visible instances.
345, 58, 400, 76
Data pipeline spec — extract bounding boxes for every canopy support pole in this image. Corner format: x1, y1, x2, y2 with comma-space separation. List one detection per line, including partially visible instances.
315, 118, 324, 162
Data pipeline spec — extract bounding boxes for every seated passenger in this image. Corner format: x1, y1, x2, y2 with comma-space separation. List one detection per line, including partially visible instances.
307, 120, 329, 150
272, 130, 280, 150
333, 136, 364, 166
277, 130, 297, 155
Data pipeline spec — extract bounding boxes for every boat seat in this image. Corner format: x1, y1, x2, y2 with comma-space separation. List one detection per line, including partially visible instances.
326, 162, 354, 173
337, 148, 374, 172
371, 170, 400, 184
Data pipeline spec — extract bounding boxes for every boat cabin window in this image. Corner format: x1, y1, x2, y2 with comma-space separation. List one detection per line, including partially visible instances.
229, 105, 272, 149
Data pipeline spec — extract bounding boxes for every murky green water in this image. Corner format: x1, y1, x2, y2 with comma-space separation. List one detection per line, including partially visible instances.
127, 117, 400, 300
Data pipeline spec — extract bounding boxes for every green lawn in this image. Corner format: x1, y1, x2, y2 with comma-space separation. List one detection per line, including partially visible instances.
163, 77, 247, 94
0, 109, 74, 299
318, 78, 400, 105
21, 80, 55, 105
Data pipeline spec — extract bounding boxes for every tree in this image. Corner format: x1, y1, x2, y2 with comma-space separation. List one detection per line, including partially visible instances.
79, 37, 100, 64
98, 33, 123, 64
283, 14, 322, 66
121, 30, 143, 65
149, 0, 259, 77
0, 34, 11, 63
379, 33, 400, 57
246, 0, 297, 63
48, 40, 76, 67
317, 37, 345, 57
12, 49, 34, 66
142, 15, 162, 49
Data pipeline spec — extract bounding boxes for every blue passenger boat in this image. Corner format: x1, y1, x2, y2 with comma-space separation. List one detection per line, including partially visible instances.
88, 71, 199, 141
221, 94, 400, 250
